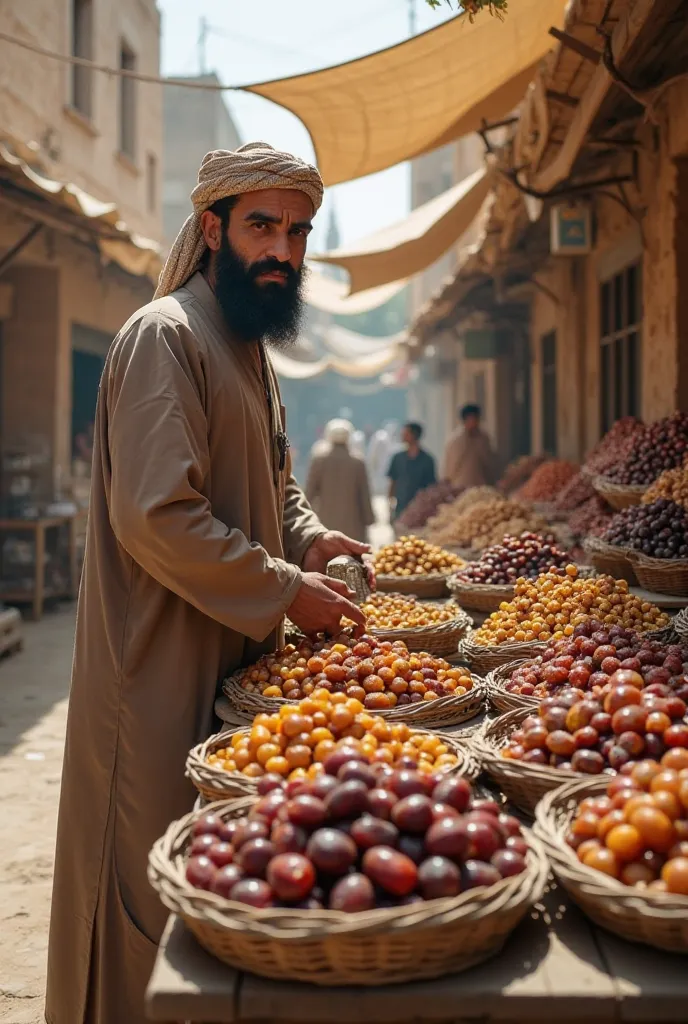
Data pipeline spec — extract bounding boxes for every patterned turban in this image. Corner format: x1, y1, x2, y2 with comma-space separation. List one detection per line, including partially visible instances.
155, 141, 324, 299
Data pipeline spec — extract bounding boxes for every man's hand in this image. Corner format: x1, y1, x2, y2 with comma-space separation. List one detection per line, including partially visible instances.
302, 531, 371, 574
287, 573, 366, 638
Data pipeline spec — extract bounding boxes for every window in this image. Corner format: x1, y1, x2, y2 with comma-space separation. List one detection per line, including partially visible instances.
71, 0, 93, 117
146, 153, 156, 212
541, 330, 557, 455
600, 262, 642, 434
119, 41, 137, 159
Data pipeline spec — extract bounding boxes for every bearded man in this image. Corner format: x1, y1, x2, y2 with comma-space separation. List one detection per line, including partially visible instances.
45, 142, 368, 1024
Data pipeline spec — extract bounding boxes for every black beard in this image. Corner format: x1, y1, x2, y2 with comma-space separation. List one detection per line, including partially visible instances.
211, 236, 306, 349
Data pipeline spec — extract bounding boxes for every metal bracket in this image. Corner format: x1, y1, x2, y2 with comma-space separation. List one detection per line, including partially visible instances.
0, 222, 43, 276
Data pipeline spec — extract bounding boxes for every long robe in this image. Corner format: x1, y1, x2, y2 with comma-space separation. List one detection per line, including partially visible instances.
45, 272, 325, 1024
305, 443, 375, 542
442, 427, 497, 489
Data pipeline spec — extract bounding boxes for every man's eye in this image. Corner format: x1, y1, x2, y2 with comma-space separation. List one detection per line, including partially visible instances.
252, 222, 268, 232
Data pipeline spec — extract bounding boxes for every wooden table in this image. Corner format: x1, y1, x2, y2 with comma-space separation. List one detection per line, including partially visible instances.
0, 515, 79, 619
146, 884, 687, 1023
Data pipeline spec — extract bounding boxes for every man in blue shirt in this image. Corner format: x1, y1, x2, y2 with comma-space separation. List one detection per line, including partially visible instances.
387, 422, 436, 520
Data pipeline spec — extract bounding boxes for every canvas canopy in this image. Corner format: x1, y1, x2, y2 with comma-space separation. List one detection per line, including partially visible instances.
310, 167, 490, 293
244, 0, 569, 185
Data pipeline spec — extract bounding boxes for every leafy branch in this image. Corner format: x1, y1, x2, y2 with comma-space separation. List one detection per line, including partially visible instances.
425, 0, 508, 21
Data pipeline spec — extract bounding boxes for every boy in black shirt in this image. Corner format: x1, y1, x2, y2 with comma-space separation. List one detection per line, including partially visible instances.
387, 422, 436, 520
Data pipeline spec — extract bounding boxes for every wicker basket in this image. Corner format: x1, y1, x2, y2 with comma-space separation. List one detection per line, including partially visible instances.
187, 726, 481, 803
223, 672, 485, 729
592, 475, 647, 511
630, 551, 688, 598
149, 797, 549, 986
583, 536, 638, 585
534, 778, 688, 952
472, 707, 581, 816
456, 634, 547, 676
674, 607, 688, 639
485, 660, 540, 714
375, 573, 450, 598
368, 609, 473, 656
447, 577, 515, 613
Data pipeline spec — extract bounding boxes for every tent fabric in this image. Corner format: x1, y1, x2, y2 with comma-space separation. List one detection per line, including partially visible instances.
310, 167, 491, 294
304, 267, 406, 314
314, 323, 407, 358
270, 329, 404, 381
243, 0, 569, 186
0, 139, 162, 282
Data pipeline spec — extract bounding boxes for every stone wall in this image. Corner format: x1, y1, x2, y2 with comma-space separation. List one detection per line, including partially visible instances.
0, 0, 162, 241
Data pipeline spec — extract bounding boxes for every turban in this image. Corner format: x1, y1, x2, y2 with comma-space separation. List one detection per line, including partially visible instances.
155, 141, 324, 299
325, 419, 354, 446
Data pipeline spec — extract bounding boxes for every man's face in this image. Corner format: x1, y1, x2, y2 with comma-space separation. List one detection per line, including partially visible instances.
464, 414, 480, 433
201, 188, 314, 346
402, 427, 415, 447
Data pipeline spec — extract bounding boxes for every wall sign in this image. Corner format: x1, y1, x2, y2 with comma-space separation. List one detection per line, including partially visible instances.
550, 202, 592, 255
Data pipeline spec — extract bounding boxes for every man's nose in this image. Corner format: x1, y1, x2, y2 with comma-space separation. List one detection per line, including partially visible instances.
264, 231, 291, 262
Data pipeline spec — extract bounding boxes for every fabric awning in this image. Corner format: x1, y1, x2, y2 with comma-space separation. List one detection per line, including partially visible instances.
314, 323, 407, 358
243, 0, 569, 186
270, 344, 402, 381
310, 167, 490, 294
304, 266, 406, 314
0, 138, 162, 282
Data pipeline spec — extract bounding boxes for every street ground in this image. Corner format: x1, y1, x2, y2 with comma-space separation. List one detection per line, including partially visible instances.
0, 501, 393, 1024
0, 605, 73, 1024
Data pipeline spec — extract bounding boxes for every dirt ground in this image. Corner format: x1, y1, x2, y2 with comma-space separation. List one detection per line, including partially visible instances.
0, 605, 74, 1024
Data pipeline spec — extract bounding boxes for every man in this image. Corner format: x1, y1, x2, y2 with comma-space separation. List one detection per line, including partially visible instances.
45, 142, 369, 1024
443, 403, 497, 489
306, 419, 375, 542
387, 422, 436, 520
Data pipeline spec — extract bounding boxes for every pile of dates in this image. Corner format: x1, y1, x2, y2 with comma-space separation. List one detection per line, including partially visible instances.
185, 753, 528, 910
453, 532, 570, 586
602, 499, 688, 560
504, 621, 688, 704
605, 413, 688, 487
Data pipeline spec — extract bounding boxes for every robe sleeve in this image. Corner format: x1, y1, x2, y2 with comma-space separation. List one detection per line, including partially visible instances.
282, 474, 327, 567
106, 313, 302, 643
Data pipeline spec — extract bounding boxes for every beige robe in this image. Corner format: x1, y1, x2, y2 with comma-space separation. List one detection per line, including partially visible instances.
305, 443, 375, 542
442, 427, 497, 489
45, 273, 325, 1024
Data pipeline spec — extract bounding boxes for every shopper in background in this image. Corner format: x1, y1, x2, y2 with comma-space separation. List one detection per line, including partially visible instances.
306, 419, 375, 542
387, 421, 436, 521
368, 419, 400, 495
443, 403, 497, 489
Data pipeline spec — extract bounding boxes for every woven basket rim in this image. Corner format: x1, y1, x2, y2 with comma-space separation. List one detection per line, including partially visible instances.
367, 609, 473, 639
149, 797, 549, 940
534, 777, 688, 912
592, 476, 649, 497
187, 725, 481, 799
583, 535, 634, 558
485, 660, 540, 711
448, 577, 515, 599
628, 551, 688, 569
376, 570, 456, 583
458, 635, 548, 661
473, 706, 580, 786
223, 669, 484, 725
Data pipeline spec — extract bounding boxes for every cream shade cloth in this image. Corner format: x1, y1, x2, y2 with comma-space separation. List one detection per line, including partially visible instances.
304, 266, 406, 314
0, 139, 161, 282
244, 0, 569, 186
270, 340, 403, 380
310, 167, 490, 293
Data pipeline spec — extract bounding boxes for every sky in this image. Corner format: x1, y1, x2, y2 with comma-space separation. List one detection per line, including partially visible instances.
158, 0, 456, 251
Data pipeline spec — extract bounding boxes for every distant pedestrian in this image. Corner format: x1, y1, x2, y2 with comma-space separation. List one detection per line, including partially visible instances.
306, 419, 375, 542
443, 404, 497, 489
387, 422, 436, 520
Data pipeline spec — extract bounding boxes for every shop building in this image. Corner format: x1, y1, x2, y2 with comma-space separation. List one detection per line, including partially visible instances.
0, 0, 163, 511
411, 0, 688, 467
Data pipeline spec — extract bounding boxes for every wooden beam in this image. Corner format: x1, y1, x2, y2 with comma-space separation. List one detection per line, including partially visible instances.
546, 89, 579, 108
533, 0, 657, 194
548, 28, 602, 64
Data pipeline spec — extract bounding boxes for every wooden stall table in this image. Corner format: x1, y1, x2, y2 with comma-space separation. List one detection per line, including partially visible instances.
0, 515, 79, 620
146, 885, 687, 1024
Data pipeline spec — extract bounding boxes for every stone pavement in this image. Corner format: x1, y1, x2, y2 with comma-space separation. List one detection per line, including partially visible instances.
0, 604, 75, 1024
